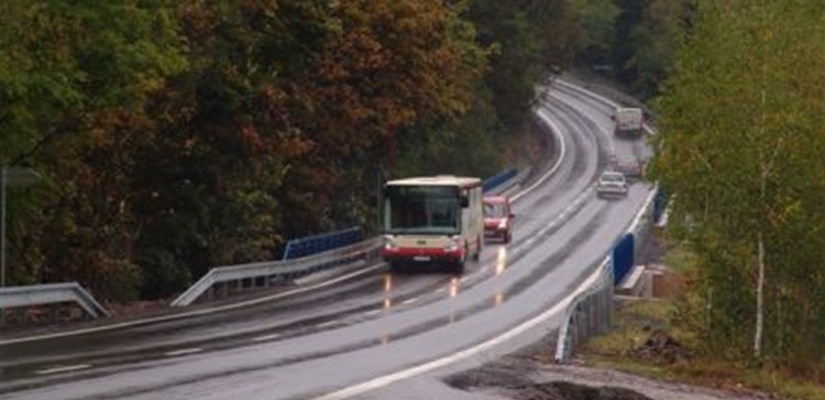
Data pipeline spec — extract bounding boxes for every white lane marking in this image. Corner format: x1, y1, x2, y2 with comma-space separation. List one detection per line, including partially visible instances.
511, 109, 567, 203
311, 254, 606, 400
317, 320, 341, 329
547, 86, 615, 156
251, 333, 282, 342
35, 364, 92, 375
0, 263, 386, 346
164, 348, 202, 357
401, 298, 418, 305
521, 188, 593, 248
556, 80, 620, 108
364, 309, 383, 317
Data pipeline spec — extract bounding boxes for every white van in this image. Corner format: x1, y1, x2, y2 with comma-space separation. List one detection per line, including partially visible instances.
612, 107, 644, 138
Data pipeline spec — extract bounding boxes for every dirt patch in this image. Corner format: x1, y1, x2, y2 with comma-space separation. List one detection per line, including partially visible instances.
632, 328, 692, 365
447, 337, 657, 400
515, 381, 654, 400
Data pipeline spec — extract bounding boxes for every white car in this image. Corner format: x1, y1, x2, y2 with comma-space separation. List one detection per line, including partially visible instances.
596, 171, 629, 198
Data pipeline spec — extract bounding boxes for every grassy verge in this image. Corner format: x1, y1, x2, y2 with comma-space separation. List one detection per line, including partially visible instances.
578, 241, 825, 400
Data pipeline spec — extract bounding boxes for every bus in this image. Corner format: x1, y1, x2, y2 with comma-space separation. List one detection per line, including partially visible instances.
381, 175, 483, 272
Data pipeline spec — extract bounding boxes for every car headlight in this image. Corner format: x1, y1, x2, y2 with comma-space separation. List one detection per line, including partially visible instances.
498, 220, 507, 229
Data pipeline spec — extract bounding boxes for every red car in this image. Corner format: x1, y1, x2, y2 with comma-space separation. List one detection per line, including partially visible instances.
483, 196, 514, 243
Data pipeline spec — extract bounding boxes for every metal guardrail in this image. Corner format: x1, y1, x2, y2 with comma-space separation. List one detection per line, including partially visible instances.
555, 186, 660, 362
171, 237, 382, 307
0, 282, 109, 320
555, 256, 614, 362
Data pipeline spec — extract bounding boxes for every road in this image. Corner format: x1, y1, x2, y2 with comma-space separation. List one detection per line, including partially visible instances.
0, 80, 654, 400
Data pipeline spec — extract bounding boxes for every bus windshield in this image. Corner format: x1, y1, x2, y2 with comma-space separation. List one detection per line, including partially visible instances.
384, 185, 461, 235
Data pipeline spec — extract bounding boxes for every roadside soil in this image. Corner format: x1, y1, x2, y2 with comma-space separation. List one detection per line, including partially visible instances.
445, 333, 770, 400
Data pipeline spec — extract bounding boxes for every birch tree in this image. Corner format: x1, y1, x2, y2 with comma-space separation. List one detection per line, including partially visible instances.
653, 0, 825, 362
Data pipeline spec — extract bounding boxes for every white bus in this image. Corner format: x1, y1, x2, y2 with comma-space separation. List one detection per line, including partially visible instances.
381, 175, 483, 272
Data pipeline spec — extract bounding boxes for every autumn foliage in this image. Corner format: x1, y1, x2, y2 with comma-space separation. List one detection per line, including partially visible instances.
0, 0, 578, 301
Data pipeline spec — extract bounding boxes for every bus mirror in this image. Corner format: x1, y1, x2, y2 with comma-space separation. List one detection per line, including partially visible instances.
460, 195, 469, 208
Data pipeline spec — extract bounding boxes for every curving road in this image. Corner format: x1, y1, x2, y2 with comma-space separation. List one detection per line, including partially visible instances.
0, 80, 654, 400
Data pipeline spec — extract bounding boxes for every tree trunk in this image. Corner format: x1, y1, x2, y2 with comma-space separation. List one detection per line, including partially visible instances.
754, 230, 765, 358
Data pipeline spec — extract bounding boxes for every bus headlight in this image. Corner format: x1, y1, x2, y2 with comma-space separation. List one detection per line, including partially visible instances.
444, 237, 460, 252
383, 236, 397, 250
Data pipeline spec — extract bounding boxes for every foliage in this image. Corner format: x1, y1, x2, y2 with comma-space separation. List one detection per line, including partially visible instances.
466, 0, 579, 129
571, 0, 690, 100
1, 0, 186, 301
570, 0, 621, 64
652, 0, 825, 366
5, 0, 570, 301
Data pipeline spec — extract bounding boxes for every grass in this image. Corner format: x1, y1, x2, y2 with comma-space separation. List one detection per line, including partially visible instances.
577, 240, 825, 400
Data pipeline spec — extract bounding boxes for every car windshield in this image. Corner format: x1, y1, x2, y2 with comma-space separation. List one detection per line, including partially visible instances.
601, 173, 624, 182
484, 203, 507, 218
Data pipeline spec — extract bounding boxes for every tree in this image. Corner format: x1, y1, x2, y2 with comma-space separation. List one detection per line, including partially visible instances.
570, 0, 620, 65
653, 0, 825, 363
279, 0, 489, 235
0, 1, 186, 301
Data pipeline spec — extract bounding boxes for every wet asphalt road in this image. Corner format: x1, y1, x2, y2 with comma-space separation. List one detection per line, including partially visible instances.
0, 80, 654, 400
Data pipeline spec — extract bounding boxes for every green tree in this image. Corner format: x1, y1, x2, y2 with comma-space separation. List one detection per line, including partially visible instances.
653, 0, 825, 364
570, 0, 620, 65
0, 1, 186, 301
131, 0, 328, 298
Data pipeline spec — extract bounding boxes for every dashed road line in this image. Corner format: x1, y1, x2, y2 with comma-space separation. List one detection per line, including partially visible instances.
317, 320, 341, 329
35, 364, 92, 375
251, 333, 282, 342
164, 348, 202, 357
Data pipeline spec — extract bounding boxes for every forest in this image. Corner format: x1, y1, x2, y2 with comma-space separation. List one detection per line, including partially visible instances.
0, 0, 680, 303
652, 0, 825, 370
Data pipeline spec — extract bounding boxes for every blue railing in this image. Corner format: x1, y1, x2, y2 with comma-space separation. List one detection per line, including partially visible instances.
282, 227, 363, 260
652, 187, 669, 223
482, 168, 518, 193
612, 233, 635, 285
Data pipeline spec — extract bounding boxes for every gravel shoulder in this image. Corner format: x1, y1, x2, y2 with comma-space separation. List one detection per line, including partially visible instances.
443, 335, 771, 400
